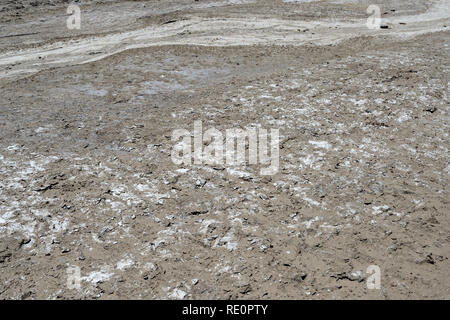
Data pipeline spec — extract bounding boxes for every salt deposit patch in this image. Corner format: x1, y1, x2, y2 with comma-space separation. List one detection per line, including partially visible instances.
82, 267, 114, 284
309, 140, 331, 150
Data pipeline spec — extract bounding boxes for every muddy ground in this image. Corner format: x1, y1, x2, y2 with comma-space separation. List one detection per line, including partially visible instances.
0, 0, 449, 299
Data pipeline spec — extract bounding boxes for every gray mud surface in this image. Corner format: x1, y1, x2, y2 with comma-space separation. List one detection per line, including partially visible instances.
0, 0, 449, 299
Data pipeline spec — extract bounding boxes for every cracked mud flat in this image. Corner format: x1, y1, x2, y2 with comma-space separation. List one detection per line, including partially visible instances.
0, 0, 449, 299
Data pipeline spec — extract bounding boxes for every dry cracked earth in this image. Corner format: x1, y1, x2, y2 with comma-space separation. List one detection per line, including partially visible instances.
0, 0, 449, 299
